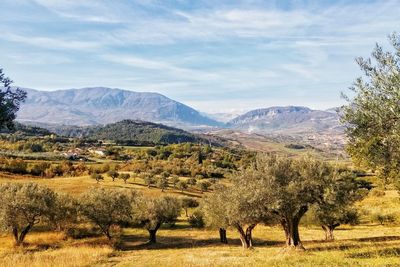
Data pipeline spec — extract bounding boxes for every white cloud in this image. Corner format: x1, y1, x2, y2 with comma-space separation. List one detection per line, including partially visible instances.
1, 33, 102, 50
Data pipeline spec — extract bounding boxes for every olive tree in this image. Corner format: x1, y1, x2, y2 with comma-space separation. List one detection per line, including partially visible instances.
202, 185, 230, 244
180, 197, 199, 217
204, 168, 273, 249
91, 173, 104, 184
80, 187, 132, 242
257, 155, 332, 249
0, 68, 27, 129
341, 33, 400, 185
156, 176, 168, 192
170, 175, 180, 188
177, 180, 188, 192
133, 196, 181, 243
0, 183, 57, 246
199, 181, 211, 193
119, 173, 131, 184
144, 175, 154, 188
314, 170, 365, 241
49, 193, 79, 231
107, 170, 119, 182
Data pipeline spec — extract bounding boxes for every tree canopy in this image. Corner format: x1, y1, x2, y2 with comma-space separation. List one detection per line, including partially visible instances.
0, 68, 27, 129
341, 33, 400, 183
313, 169, 365, 240
79, 187, 132, 241
0, 183, 57, 245
133, 195, 181, 243
257, 155, 333, 249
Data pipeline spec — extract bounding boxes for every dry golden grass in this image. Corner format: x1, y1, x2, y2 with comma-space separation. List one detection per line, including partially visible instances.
101, 224, 400, 267
0, 173, 202, 198
2, 223, 400, 267
0, 231, 113, 267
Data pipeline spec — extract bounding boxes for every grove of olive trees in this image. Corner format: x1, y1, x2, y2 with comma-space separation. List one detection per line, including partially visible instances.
0, 154, 366, 252
202, 155, 364, 250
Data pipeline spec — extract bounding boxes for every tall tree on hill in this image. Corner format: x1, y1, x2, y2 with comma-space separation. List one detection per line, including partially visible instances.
341, 33, 400, 185
0, 68, 27, 129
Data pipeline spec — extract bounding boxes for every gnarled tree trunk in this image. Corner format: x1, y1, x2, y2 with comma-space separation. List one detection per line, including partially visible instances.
322, 223, 340, 241
13, 223, 34, 246
280, 206, 308, 250
147, 223, 161, 243
235, 224, 256, 249
219, 228, 228, 244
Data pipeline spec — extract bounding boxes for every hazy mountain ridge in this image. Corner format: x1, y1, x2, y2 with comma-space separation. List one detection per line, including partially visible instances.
16, 87, 344, 141
227, 106, 342, 134
18, 87, 220, 127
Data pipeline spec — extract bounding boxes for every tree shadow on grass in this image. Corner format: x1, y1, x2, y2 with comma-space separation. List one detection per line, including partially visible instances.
347, 247, 400, 259
306, 243, 363, 252
305, 236, 400, 252
120, 234, 223, 251
352, 236, 400, 242
120, 234, 283, 251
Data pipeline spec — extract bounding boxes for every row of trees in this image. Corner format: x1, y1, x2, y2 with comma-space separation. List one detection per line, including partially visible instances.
0, 183, 182, 246
202, 155, 365, 249
91, 170, 213, 193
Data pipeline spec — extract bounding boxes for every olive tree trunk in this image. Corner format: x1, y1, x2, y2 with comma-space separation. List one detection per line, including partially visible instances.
147, 223, 161, 244
280, 206, 308, 250
235, 224, 256, 249
322, 223, 340, 241
219, 228, 228, 244
12, 223, 34, 246
98, 224, 112, 241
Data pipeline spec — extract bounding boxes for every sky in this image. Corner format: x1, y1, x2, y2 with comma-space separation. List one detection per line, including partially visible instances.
0, 0, 399, 113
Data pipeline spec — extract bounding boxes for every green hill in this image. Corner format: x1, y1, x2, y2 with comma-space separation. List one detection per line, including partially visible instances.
0, 122, 52, 136
88, 120, 201, 145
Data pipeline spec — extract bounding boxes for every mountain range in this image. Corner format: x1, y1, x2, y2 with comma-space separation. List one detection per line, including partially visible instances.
17, 87, 220, 127
227, 106, 342, 135
16, 87, 343, 138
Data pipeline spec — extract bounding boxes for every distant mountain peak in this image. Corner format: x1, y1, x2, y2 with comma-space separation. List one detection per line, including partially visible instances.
228, 105, 342, 135
18, 87, 221, 127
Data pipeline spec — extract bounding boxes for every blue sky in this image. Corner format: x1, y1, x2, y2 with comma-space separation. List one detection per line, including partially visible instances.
0, 0, 399, 113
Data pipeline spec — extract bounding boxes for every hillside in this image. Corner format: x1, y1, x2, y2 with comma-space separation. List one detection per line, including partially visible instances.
88, 120, 202, 145
17, 87, 221, 127
228, 106, 342, 134
35, 120, 209, 146
225, 106, 345, 151
0, 122, 52, 136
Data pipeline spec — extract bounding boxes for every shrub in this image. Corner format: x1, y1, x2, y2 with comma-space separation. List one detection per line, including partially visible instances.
30, 162, 51, 176
373, 213, 397, 225
188, 210, 204, 228
65, 226, 102, 239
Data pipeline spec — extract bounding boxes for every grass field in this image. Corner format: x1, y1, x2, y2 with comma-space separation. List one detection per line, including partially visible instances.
1, 223, 400, 266
1, 174, 400, 266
